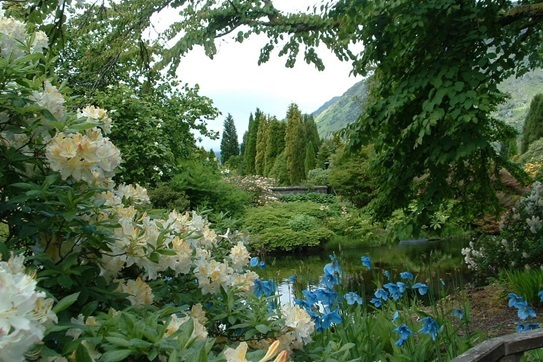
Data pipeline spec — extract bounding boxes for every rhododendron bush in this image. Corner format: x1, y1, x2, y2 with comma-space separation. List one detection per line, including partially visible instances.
0, 10, 309, 361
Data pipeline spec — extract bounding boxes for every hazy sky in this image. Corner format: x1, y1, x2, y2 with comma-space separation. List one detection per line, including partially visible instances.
156, 1, 361, 150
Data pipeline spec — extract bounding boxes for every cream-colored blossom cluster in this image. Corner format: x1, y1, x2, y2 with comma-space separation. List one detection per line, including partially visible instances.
30, 81, 66, 132
97, 205, 258, 299
0, 254, 57, 362
46, 128, 121, 185
164, 314, 208, 340
116, 277, 154, 306
0, 9, 48, 59
78, 105, 112, 134
280, 305, 315, 349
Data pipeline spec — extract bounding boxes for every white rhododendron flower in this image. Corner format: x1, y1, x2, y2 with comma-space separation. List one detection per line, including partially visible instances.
117, 277, 154, 306
224, 342, 248, 362
30, 81, 66, 124
46, 129, 121, 185
281, 304, 315, 346
229, 241, 250, 271
187, 303, 208, 325
114, 183, 150, 205
164, 314, 208, 340
78, 105, 112, 134
0, 12, 43, 59
0, 254, 57, 362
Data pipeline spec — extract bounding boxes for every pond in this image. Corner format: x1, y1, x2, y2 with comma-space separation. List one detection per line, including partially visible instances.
257, 237, 472, 306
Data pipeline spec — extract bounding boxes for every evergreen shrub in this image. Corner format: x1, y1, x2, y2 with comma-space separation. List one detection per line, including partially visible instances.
462, 182, 543, 283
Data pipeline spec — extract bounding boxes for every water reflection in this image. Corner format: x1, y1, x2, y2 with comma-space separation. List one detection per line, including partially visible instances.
258, 238, 472, 305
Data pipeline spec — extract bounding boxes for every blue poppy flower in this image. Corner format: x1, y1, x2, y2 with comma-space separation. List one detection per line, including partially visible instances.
412, 282, 429, 296
294, 298, 313, 309
392, 310, 400, 323
254, 279, 275, 298
370, 297, 382, 308
302, 289, 318, 305
400, 271, 414, 280
259, 260, 266, 269
384, 270, 391, 280
538, 290, 543, 303
250, 257, 260, 267
384, 283, 403, 301
324, 262, 342, 278
321, 273, 340, 289
287, 275, 297, 283
419, 317, 440, 340
361, 256, 372, 270
375, 288, 389, 301
315, 288, 338, 307
321, 309, 342, 329
516, 301, 537, 320
508, 293, 525, 308
344, 292, 363, 305
393, 324, 412, 340
453, 308, 464, 320
396, 281, 408, 293
517, 322, 540, 333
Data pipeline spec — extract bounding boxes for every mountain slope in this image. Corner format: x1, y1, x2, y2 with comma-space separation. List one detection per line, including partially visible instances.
313, 80, 367, 137
313, 69, 543, 138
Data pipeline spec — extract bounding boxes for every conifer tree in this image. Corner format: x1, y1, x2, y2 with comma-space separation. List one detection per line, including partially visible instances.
304, 114, 321, 153
254, 113, 269, 175
264, 117, 286, 176
284, 103, 307, 184
303, 114, 320, 171
268, 150, 289, 185
304, 140, 317, 172
243, 110, 262, 174
220, 113, 239, 164
521, 94, 543, 154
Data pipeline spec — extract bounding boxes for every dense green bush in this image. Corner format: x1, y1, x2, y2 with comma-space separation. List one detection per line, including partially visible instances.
328, 144, 376, 208
147, 183, 191, 211
149, 159, 252, 223
305, 167, 330, 186
242, 200, 388, 252
462, 182, 543, 282
242, 201, 334, 252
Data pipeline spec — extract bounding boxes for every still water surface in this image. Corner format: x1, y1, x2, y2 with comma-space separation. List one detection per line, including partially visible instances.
258, 238, 472, 305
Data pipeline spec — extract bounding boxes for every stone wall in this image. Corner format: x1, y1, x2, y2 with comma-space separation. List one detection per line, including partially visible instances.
269, 186, 329, 196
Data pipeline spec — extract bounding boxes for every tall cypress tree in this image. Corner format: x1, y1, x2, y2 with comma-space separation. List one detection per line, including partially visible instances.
303, 114, 321, 171
521, 94, 543, 154
244, 110, 262, 174
255, 114, 269, 175
220, 113, 239, 164
284, 103, 307, 184
264, 117, 286, 176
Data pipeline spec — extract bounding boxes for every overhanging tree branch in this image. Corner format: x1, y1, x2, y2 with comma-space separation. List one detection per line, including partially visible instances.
500, 2, 543, 26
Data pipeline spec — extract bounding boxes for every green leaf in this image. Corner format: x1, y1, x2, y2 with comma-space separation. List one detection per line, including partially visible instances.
75, 343, 94, 362
105, 337, 131, 348
52, 292, 80, 314
101, 349, 133, 361
255, 324, 270, 334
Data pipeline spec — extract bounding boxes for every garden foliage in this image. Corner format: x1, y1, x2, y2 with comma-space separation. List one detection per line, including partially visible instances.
242, 200, 384, 253
0, 12, 311, 361
463, 182, 543, 282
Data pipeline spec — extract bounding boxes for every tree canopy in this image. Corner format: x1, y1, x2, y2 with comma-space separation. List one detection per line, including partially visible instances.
21, 0, 543, 233
155, 0, 542, 234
